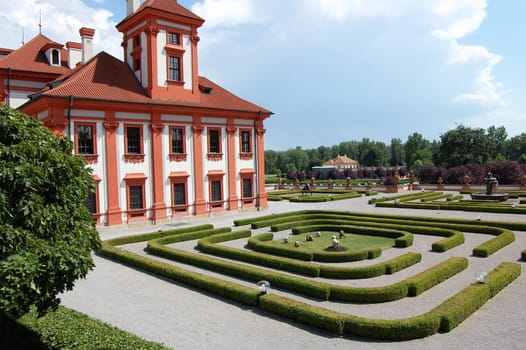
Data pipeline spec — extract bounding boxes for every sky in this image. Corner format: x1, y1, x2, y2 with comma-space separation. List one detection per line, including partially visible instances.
1, 0, 525, 151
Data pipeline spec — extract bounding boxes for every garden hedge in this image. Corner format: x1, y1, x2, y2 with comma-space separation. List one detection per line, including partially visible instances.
145, 229, 468, 303
260, 262, 521, 340
405, 257, 468, 296
198, 231, 421, 279
8, 306, 169, 350
99, 226, 521, 340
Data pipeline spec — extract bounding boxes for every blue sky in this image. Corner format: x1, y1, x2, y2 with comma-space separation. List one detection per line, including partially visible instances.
1, 0, 525, 151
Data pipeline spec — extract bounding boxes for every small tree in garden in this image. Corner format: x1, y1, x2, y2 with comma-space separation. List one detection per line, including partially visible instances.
0, 105, 101, 317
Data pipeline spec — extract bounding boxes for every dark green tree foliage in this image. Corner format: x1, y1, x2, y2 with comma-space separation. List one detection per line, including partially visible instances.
0, 106, 101, 317
438, 125, 492, 168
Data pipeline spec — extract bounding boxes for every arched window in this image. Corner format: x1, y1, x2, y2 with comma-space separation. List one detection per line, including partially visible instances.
51, 49, 60, 65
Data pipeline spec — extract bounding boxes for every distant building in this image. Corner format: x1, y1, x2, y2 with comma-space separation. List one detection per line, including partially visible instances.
322, 154, 359, 170
0, 0, 273, 226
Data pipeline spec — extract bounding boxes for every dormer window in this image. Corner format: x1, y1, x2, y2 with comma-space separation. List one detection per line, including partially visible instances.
43, 43, 63, 67
51, 49, 60, 65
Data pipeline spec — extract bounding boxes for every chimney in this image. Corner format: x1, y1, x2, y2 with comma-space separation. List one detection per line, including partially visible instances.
79, 27, 95, 63
66, 41, 82, 68
127, 0, 140, 16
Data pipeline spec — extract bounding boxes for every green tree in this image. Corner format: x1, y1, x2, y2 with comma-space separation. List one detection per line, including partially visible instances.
0, 106, 100, 317
404, 133, 432, 169
486, 125, 507, 160
264, 150, 280, 174
389, 138, 404, 166
438, 125, 491, 168
504, 133, 526, 161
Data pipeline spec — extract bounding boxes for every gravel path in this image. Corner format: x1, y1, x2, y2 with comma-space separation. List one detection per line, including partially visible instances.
61, 194, 526, 349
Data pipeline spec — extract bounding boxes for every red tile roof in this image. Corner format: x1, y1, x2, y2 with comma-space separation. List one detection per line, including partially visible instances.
323, 155, 358, 166
0, 48, 14, 56
37, 51, 271, 114
129, 0, 204, 23
40, 52, 149, 102
0, 34, 69, 74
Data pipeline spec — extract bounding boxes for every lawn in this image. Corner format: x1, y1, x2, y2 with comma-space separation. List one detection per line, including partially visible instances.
269, 231, 395, 253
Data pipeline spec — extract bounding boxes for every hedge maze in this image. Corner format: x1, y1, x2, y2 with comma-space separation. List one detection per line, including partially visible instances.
267, 189, 375, 202
99, 210, 523, 340
371, 190, 526, 214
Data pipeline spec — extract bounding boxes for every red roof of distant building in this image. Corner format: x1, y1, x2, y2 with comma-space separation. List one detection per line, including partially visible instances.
36, 51, 271, 114
0, 34, 69, 74
323, 155, 358, 166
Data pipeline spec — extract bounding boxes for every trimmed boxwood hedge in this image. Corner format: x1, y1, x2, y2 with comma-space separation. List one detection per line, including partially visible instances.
260, 262, 521, 340
10, 306, 170, 350
377, 200, 526, 215
432, 262, 521, 332
244, 210, 519, 256
146, 230, 467, 303
99, 225, 521, 340
522, 249, 526, 261
200, 230, 421, 279
248, 227, 393, 262
405, 257, 468, 296
472, 228, 515, 257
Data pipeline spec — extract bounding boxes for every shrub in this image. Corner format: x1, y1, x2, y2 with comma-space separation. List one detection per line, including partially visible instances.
472, 229, 515, 257
12, 306, 169, 350
259, 294, 345, 335
405, 257, 468, 296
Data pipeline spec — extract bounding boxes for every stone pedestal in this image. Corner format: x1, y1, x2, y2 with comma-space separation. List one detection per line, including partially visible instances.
386, 186, 404, 193
462, 185, 471, 191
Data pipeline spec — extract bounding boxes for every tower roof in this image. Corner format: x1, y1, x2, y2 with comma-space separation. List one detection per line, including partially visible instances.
118, 0, 204, 28
0, 34, 69, 74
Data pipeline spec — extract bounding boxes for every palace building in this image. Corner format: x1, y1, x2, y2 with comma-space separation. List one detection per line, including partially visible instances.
0, 0, 272, 226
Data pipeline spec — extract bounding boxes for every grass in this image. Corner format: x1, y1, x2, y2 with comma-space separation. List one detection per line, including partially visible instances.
269, 231, 395, 252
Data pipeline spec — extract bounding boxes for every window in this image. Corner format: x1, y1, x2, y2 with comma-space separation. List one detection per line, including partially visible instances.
124, 125, 144, 163
211, 180, 222, 202
169, 126, 187, 161
241, 131, 251, 153
208, 128, 221, 153
243, 178, 253, 198
134, 35, 140, 48
208, 170, 225, 209
129, 185, 144, 210
126, 126, 141, 154
51, 49, 59, 65
85, 191, 97, 214
169, 32, 180, 45
207, 128, 222, 160
238, 129, 253, 160
240, 169, 255, 205
169, 171, 189, 213
77, 124, 94, 154
171, 127, 184, 153
124, 173, 147, 219
134, 58, 141, 71
75, 123, 98, 163
169, 56, 181, 81
174, 183, 186, 207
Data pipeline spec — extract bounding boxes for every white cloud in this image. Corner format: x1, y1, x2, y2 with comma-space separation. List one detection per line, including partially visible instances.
191, 0, 260, 28
0, 0, 121, 58
315, 0, 407, 21
431, 0, 505, 108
